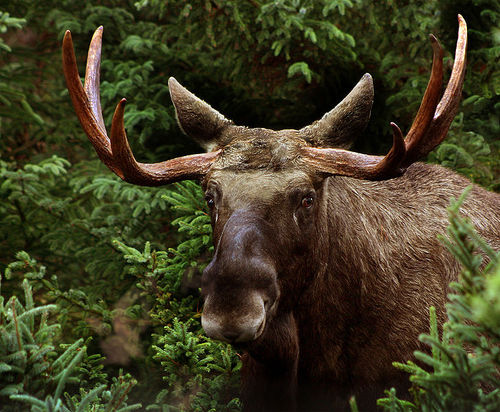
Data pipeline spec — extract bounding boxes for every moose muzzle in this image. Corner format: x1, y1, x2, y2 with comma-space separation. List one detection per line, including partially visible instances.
201, 210, 279, 343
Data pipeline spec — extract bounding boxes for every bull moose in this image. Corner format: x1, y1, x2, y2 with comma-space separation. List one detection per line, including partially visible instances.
62, 15, 499, 411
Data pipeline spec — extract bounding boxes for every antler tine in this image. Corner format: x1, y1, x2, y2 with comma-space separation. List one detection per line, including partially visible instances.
84, 27, 106, 134
62, 29, 119, 175
401, 14, 467, 167
370, 122, 406, 178
401, 34, 444, 164
110, 99, 221, 185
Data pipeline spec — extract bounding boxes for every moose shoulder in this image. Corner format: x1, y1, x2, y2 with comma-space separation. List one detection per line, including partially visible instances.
63, 15, 499, 411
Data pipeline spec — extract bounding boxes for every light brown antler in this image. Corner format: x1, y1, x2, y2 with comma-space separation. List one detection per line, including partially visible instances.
62, 27, 219, 186
302, 15, 467, 180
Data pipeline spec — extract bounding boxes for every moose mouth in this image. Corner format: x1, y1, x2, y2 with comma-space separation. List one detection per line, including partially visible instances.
201, 312, 266, 344
201, 292, 271, 344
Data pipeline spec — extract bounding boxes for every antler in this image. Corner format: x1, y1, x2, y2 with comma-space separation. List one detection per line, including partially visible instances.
62, 27, 220, 186
401, 15, 467, 167
301, 15, 467, 180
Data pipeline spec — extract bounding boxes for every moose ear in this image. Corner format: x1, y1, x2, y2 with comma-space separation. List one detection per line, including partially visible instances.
168, 77, 233, 152
299, 74, 374, 149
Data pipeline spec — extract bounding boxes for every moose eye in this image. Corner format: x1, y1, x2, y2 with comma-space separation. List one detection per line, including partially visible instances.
205, 195, 215, 209
302, 196, 314, 209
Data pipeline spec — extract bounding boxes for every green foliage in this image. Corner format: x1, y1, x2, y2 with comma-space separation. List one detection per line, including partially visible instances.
0, 276, 60, 400
377, 188, 500, 411
150, 318, 240, 411
0, 267, 141, 411
0, 10, 44, 152
428, 113, 500, 189
0, 12, 25, 51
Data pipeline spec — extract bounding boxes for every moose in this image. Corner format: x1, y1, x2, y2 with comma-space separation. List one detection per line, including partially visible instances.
63, 15, 499, 411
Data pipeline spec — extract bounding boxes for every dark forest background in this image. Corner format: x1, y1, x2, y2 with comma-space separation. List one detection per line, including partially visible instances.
0, 1, 498, 410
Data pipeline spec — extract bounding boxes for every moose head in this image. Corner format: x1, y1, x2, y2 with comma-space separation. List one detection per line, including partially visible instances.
62, 15, 499, 411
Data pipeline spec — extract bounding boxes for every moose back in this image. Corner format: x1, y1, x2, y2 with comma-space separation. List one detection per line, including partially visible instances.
62, 15, 499, 411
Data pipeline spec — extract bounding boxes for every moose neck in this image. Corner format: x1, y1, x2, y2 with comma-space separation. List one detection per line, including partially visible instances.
292, 163, 467, 384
